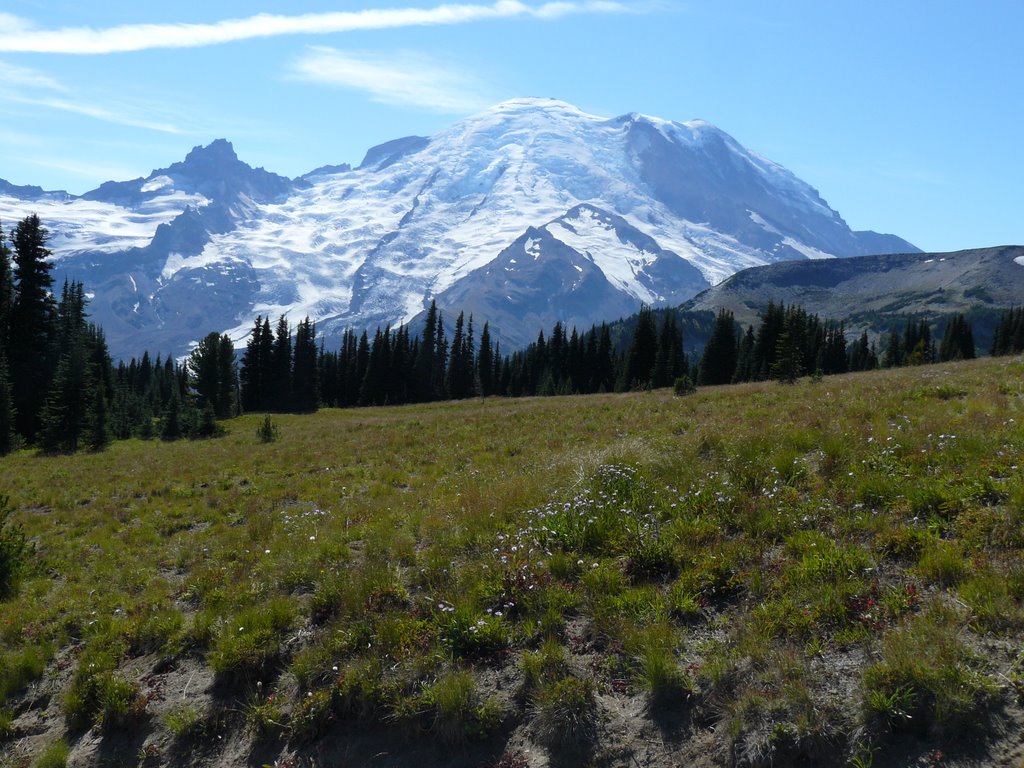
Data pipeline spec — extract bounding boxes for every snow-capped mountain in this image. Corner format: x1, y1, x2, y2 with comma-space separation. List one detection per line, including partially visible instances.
0, 98, 917, 359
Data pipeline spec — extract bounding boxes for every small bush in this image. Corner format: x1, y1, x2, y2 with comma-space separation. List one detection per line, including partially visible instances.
33, 738, 70, 768
530, 676, 598, 748
256, 415, 279, 443
436, 605, 507, 660
0, 642, 52, 700
209, 597, 296, 678
64, 660, 144, 733
862, 606, 997, 734
916, 540, 967, 587
163, 702, 205, 740
0, 495, 33, 600
521, 636, 569, 693
637, 642, 692, 708
420, 670, 504, 744
246, 690, 287, 738
673, 376, 696, 396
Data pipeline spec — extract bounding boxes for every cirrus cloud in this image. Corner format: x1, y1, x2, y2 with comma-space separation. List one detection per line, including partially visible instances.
0, 1, 633, 55
290, 48, 495, 113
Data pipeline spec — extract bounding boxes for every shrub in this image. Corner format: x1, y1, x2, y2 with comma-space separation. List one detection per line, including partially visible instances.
916, 540, 967, 587
421, 670, 504, 744
64, 658, 144, 733
521, 636, 569, 693
0, 495, 32, 600
256, 415, 279, 443
0, 642, 52, 700
637, 643, 692, 708
209, 597, 296, 678
862, 606, 997, 733
673, 376, 696, 396
33, 738, 70, 768
530, 676, 598, 748
162, 702, 205, 740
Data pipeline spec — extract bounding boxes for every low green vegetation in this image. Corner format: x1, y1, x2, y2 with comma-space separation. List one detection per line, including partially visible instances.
1, 355, 1023, 765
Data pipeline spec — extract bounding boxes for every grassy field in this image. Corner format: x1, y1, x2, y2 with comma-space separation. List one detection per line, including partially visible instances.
2, 357, 1024, 767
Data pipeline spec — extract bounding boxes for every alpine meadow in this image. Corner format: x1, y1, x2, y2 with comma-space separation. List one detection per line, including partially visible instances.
2, 3, 1024, 766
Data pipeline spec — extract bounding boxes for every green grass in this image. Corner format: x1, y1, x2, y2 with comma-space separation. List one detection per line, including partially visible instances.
1, 357, 1024, 763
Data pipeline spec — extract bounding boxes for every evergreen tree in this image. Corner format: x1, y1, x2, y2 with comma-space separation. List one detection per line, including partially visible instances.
240, 316, 272, 412
188, 332, 236, 419
446, 312, 474, 399
991, 308, 1024, 356
882, 329, 903, 368
939, 313, 975, 362
623, 305, 657, 389
733, 325, 756, 383
0, 354, 14, 455
0, 224, 12, 350
771, 323, 804, 384
38, 343, 90, 453
160, 392, 182, 440
85, 379, 109, 451
477, 322, 494, 396
292, 317, 319, 412
414, 301, 438, 402
9, 214, 56, 440
270, 316, 292, 411
698, 309, 738, 386
753, 301, 785, 379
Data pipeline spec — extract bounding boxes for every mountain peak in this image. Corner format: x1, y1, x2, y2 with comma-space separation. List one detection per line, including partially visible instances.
182, 138, 239, 166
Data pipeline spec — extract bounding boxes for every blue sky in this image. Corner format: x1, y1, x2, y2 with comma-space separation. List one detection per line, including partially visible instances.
0, 1, 1020, 253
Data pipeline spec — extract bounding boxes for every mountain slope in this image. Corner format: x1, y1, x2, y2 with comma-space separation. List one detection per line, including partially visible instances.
682, 244, 1024, 345
0, 98, 918, 358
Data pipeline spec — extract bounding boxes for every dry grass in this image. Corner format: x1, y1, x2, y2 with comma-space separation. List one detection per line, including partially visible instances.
2, 356, 1024, 765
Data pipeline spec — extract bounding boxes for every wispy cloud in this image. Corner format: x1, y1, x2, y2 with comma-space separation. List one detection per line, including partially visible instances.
3, 92, 185, 134
0, 60, 66, 91
0, 60, 189, 134
23, 156, 141, 185
291, 47, 494, 112
0, 1, 633, 55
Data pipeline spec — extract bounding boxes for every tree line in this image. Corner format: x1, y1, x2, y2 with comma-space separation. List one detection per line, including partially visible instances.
0, 214, 1000, 456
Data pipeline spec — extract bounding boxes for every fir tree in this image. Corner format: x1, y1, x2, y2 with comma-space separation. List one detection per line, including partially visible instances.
0, 224, 12, 350
414, 301, 438, 402
161, 392, 182, 440
623, 305, 657, 389
0, 354, 14, 456
733, 325, 756, 383
939, 313, 976, 362
9, 214, 56, 440
477, 322, 494, 396
292, 317, 320, 412
698, 309, 738, 386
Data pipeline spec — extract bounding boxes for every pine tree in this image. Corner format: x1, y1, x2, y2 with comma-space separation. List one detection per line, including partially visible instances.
733, 325, 756, 383
623, 305, 657, 389
477, 322, 494, 396
0, 354, 14, 455
414, 301, 438, 402
85, 379, 109, 451
698, 309, 738, 386
771, 323, 804, 384
38, 343, 90, 453
0, 223, 12, 350
161, 391, 182, 440
270, 316, 292, 411
240, 316, 269, 412
939, 313, 976, 362
9, 214, 56, 440
882, 329, 903, 368
292, 317, 319, 412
